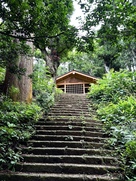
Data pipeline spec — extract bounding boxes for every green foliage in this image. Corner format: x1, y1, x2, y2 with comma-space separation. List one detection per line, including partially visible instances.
0, 0, 77, 79
125, 141, 136, 160
0, 0, 74, 39
88, 70, 136, 104
80, 0, 136, 43
79, 0, 136, 73
0, 95, 41, 170
33, 59, 62, 113
98, 96, 136, 127
0, 33, 31, 69
88, 70, 136, 180
59, 50, 105, 77
33, 60, 54, 112
124, 141, 136, 179
0, 67, 5, 83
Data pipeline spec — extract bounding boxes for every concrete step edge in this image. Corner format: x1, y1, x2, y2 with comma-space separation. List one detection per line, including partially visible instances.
0, 172, 120, 181
18, 162, 119, 169
22, 154, 119, 164
35, 130, 105, 135
15, 163, 120, 175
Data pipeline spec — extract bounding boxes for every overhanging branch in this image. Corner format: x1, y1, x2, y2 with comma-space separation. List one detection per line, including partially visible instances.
0, 31, 65, 41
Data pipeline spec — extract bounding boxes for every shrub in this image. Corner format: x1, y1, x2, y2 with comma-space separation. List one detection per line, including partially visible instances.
88, 70, 136, 180
32, 60, 62, 114
97, 96, 136, 128
88, 70, 136, 104
97, 96, 136, 150
0, 95, 42, 170
124, 141, 136, 180
125, 140, 136, 160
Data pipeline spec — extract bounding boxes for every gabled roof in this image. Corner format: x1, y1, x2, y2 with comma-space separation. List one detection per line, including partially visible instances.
56, 70, 98, 83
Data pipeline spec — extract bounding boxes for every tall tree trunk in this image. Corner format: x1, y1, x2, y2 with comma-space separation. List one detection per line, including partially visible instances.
3, 42, 33, 103
42, 48, 60, 79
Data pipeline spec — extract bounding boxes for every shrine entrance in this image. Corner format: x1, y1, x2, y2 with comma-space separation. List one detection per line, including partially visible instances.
56, 70, 98, 94
66, 84, 84, 94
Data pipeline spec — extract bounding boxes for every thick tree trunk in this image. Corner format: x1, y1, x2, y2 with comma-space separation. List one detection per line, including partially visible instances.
3, 42, 33, 103
42, 49, 60, 79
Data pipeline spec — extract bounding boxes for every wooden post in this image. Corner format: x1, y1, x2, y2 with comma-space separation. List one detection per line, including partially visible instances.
64, 83, 66, 93
83, 83, 85, 94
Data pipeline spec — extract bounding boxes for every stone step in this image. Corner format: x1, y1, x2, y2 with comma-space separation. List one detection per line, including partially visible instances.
57, 95, 87, 97
56, 98, 89, 101
22, 147, 112, 156
48, 113, 91, 117
57, 96, 88, 99
22, 154, 118, 165
47, 116, 96, 121
35, 125, 102, 131
49, 110, 91, 114
53, 101, 89, 104
0, 172, 120, 181
15, 163, 119, 175
50, 108, 91, 111
32, 135, 107, 142
37, 119, 103, 125
35, 121, 103, 128
35, 130, 105, 137
55, 101, 90, 104
53, 105, 89, 109
59, 97, 88, 99
0, 94, 122, 181
58, 101, 89, 103
50, 111, 96, 115
51, 107, 90, 111
27, 140, 104, 149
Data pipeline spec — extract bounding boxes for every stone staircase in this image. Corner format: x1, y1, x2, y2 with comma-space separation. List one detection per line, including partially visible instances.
0, 94, 122, 181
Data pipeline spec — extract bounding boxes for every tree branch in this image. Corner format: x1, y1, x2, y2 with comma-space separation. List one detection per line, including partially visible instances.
0, 31, 65, 42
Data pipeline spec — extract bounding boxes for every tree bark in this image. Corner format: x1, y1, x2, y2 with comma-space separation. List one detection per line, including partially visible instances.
42, 48, 60, 79
3, 42, 33, 103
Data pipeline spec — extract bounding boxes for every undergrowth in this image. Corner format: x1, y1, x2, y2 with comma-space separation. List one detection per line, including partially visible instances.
32, 60, 63, 115
0, 62, 62, 171
0, 95, 42, 171
88, 70, 136, 180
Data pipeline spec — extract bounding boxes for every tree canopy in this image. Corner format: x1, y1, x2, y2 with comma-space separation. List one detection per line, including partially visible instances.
79, 0, 136, 40
0, 0, 78, 102
76, 0, 136, 72
0, 0, 78, 78
0, 0, 73, 39
0, 0, 136, 91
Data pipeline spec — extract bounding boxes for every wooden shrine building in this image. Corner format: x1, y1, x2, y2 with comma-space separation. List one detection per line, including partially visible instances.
56, 70, 98, 94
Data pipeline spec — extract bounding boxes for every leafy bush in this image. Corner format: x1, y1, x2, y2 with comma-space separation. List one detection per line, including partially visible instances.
32, 59, 62, 114
98, 96, 136, 128
88, 70, 136, 104
124, 141, 136, 180
125, 140, 136, 160
0, 95, 42, 170
88, 70, 136, 180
